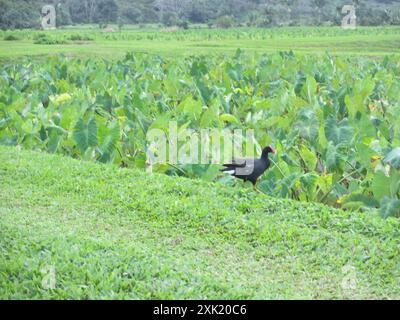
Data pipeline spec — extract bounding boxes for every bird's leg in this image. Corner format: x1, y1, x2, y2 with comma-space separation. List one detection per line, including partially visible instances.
253, 183, 262, 193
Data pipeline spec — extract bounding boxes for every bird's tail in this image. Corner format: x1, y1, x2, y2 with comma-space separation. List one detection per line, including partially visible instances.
220, 166, 236, 175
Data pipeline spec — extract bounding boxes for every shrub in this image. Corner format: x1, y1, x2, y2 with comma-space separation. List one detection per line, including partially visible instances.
215, 15, 235, 29
162, 12, 179, 27
4, 34, 19, 41
178, 21, 190, 30
33, 34, 67, 45
68, 34, 94, 41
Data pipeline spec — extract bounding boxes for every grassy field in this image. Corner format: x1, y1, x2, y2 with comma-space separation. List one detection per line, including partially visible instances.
1, 26, 400, 59
1, 146, 400, 299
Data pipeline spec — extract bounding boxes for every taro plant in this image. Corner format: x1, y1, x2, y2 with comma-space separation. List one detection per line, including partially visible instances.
1, 51, 399, 217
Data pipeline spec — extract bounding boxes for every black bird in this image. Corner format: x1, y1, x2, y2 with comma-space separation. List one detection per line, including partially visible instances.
221, 146, 276, 192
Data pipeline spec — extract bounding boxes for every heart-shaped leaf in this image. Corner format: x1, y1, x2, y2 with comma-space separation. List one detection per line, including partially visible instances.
325, 117, 353, 145
380, 197, 400, 218
383, 148, 400, 169
73, 117, 98, 153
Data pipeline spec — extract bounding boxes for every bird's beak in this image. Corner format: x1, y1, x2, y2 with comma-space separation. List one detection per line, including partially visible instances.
270, 146, 276, 154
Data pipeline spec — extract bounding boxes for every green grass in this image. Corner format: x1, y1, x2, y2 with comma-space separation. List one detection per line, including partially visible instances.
0, 26, 399, 59
1, 146, 399, 299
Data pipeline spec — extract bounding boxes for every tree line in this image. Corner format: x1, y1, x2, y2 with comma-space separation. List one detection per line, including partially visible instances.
0, 0, 399, 29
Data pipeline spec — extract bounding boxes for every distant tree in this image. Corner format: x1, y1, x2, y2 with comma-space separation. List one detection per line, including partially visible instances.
0, 1, 40, 29
161, 11, 178, 26
121, 6, 142, 24
256, 7, 277, 27
246, 11, 259, 27
282, 0, 298, 22
178, 20, 190, 29
313, 0, 327, 25
391, 8, 400, 25
0, 0, 11, 29
187, 4, 207, 23
0, 0, 399, 29
56, 3, 72, 27
95, 0, 118, 23
68, 0, 92, 24
313, 0, 327, 10
215, 15, 235, 28
83, 0, 97, 23
117, 16, 124, 30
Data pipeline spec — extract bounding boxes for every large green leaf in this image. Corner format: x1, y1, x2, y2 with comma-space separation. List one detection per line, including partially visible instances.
325, 142, 341, 172
383, 148, 400, 169
300, 145, 317, 171
98, 122, 120, 163
325, 117, 353, 145
293, 108, 319, 142
194, 78, 212, 105
200, 105, 220, 128
47, 130, 62, 154
372, 171, 392, 201
277, 173, 299, 198
380, 197, 400, 218
303, 75, 317, 103
220, 114, 239, 124
0, 117, 11, 129
342, 193, 380, 209
178, 96, 202, 121
73, 117, 98, 153
300, 173, 319, 201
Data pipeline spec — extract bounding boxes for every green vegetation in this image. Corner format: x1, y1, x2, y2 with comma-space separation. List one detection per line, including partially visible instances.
1, 50, 399, 217
1, 146, 399, 299
1, 0, 400, 30
0, 26, 399, 59
3, 34, 19, 41
33, 33, 68, 45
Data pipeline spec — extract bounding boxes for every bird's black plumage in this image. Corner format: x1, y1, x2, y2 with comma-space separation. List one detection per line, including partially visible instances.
221, 146, 276, 191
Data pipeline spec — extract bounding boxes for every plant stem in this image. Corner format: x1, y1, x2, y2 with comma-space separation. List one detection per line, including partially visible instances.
320, 169, 362, 203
